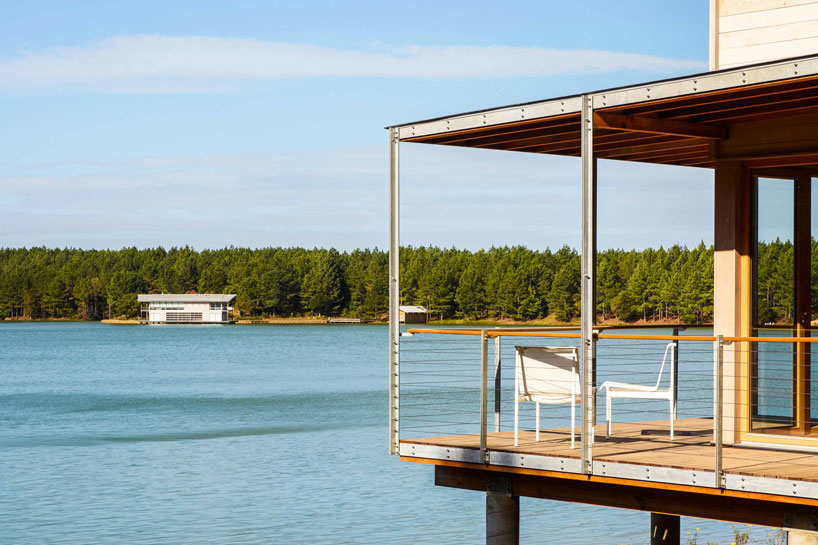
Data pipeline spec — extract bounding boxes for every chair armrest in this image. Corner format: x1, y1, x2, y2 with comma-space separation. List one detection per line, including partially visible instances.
599, 381, 659, 393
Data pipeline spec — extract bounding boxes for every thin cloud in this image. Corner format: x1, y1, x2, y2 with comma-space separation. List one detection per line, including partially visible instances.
0, 147, 712, 250
0, 35, 706, 93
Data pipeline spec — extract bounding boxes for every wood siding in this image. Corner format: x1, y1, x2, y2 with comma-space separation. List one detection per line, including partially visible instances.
711, 0, 818, 69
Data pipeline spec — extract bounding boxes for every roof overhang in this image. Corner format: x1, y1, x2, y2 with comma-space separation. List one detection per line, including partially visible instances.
138, 294, 236, 303
389, 54, 818, 169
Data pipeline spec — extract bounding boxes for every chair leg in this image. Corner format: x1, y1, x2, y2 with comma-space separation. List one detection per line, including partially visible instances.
571, 398, 575, 449
669, 398, 675, 441
606, 394, 612, 438
535, 402, 540, 442
514, 399, 519, 447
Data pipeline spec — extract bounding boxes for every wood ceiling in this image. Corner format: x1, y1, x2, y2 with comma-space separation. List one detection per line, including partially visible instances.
400, 74, 818, 169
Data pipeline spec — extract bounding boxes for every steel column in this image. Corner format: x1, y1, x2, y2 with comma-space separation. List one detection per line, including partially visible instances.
389, 127, 400, 455
580, 94, 597, 474
715, 335, 724, 487
486, 473, 519, 545
672, 327, 680, 405
650, 513, 680, 545
481, 330, 489, 463
494, 336, 502, 433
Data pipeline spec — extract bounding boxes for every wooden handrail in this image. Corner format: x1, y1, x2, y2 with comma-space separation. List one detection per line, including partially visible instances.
406, 328, 818, 343
405, 328, 482, 335
724, 336, 818, 343
597, 333, 716, 341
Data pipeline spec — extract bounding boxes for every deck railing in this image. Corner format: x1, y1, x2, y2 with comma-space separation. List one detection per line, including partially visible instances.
395, 326, 818, 496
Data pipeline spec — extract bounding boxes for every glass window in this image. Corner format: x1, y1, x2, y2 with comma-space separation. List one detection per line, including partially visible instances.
753, 177, 795, 430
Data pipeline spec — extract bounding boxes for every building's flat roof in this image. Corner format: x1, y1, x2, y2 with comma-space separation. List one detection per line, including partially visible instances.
388, 53, 818, 169
138, 294, 236, 303
400, 305, 427, 313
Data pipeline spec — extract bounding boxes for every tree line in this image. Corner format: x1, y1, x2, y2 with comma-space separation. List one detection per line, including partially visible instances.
0, 242, 801, 324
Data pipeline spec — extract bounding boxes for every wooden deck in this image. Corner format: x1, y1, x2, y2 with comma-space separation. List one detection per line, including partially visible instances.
402, 418, 818, 484
402, 418, 818, 527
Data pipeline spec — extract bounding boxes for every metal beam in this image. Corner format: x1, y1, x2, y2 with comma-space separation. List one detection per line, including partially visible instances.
396, 97, 582, 140
593, 112, 728, 140
580, 94, 596, 474
389, 127, 400, 455
392, 56, 818, 142
620, 77, 818, 117
403, 442, 818, 497
596, 58, 818, 110
640, 84, 818, 120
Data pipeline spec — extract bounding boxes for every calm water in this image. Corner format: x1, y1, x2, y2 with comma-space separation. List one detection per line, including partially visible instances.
0, 323, 779, 544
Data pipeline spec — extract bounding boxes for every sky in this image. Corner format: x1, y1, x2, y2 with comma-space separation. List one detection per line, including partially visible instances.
0, 0, 715, 251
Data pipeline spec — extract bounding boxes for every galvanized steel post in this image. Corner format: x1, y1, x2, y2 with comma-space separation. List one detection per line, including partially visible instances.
389, 127, 400, 455
672, 327, 680, 405
580, 94, 597, 474
494, 335, 502, 433
481, 330, 489, 464
714, 335, 724, 487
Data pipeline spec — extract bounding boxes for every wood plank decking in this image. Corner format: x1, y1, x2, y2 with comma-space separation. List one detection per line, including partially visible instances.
402, 418, 818, 483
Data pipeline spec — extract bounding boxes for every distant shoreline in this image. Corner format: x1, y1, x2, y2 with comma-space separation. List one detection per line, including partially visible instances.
3, 316, 706, 328
100, 319, 139, 324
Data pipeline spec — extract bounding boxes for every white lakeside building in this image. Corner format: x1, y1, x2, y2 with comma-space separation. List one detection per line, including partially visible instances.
138, 294, 236, 324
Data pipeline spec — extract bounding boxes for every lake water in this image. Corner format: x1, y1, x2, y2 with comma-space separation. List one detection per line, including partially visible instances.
0, 323, 782, 544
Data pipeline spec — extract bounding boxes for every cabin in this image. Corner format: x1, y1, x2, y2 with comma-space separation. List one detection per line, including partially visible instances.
399, 305, 428, 324
138, 294, 235, 324
387, 2, 818, 543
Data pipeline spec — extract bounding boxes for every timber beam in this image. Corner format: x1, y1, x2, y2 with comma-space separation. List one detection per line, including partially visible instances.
435, 465, 818, 530
593, 112, 728, 140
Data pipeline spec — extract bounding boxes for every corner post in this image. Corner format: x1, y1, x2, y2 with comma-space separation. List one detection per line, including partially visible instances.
714, 334, 725, 487
580, 94, 597, 473
672, 327, 680, 405
494, 335, 502, 433
389, 127, 401, 455
713, 160, 750, 444
480, 330, 489, 463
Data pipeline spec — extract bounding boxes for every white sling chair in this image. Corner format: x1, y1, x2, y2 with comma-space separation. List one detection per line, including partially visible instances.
514, 346, 581, 448
599, 342, 677, 440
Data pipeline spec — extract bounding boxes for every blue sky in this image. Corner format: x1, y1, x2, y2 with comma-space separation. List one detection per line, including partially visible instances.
0, 1, 714, 250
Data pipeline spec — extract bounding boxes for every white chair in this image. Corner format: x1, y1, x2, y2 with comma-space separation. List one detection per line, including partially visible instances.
600, 342, 677, 440
514, 346, 580, 448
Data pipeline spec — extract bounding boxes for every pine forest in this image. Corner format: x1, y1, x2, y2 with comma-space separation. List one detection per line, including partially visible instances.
0, 241, 805, 324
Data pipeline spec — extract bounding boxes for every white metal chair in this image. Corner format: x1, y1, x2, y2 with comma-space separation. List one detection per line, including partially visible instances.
514, 346, 580, 448
599, 342, 677, 440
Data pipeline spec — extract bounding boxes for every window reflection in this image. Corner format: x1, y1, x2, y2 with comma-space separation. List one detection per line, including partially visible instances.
753, 177, 795, 430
